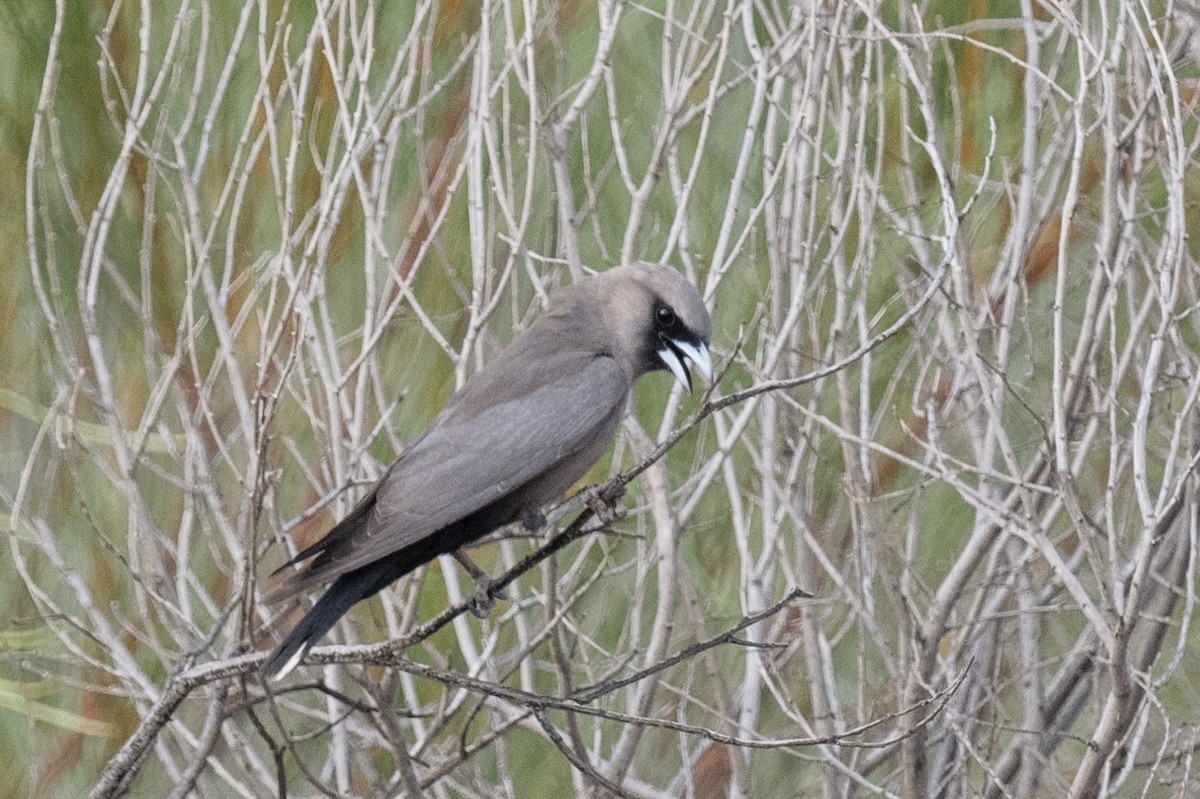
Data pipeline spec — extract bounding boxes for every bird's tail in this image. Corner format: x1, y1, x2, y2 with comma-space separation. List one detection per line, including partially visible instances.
262, 574, 365, 681
263, 517, 469, 680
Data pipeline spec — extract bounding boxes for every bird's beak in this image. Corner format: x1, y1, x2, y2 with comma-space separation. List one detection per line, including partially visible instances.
657, 339, 713, 394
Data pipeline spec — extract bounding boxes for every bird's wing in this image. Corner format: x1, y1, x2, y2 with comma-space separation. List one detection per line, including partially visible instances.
278, 353, 628, 592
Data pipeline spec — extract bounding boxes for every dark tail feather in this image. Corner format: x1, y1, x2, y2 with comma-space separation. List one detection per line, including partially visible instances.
262, 574, 366, 680
262, 549, 425, 680
262, 514, 475, 680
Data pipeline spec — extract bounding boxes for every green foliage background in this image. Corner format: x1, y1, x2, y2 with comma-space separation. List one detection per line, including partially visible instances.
4, 1, 1200, 797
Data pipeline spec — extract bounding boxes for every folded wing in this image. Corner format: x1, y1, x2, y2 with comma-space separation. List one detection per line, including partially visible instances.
270, 353, 627, 600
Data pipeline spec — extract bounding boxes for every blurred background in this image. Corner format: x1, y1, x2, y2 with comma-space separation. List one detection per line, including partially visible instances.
5, 1, 1200, 797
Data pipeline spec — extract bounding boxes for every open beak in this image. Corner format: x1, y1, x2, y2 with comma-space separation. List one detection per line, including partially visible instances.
657, 339, 713, 393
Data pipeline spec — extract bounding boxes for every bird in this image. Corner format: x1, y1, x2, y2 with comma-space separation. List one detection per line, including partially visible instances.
262, 261, 713, 680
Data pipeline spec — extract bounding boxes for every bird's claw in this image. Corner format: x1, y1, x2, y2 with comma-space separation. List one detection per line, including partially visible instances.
467, 575, 507, 618
467, 592, 493, 618
453, 550, 507, 617
582, 484, 626, 526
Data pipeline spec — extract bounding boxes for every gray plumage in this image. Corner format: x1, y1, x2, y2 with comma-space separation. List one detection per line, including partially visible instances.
263, 261, 712, 679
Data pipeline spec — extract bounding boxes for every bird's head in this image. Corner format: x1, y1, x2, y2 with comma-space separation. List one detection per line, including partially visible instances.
597, 262, 713, 393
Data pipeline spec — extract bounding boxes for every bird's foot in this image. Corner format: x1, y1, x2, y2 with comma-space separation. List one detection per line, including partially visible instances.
581, 483, 627, 526
467, 575, 507, 618
454, 550, 508, 618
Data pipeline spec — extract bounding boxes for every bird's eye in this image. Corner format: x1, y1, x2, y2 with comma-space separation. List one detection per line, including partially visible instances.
655, 304, 676, 327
